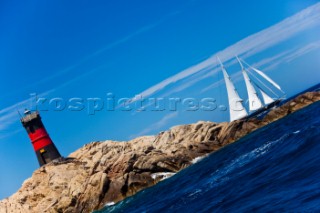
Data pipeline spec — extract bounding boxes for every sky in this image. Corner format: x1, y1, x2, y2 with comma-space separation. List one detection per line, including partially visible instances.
1, 0, 320, 199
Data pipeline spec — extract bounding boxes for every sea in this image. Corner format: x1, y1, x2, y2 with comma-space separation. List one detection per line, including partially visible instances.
98, 84, 320, 213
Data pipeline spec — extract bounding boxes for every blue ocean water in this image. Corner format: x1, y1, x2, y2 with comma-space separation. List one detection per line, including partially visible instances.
99, 99, 320, 212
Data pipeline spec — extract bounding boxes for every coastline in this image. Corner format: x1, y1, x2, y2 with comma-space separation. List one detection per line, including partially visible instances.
0, 91, 319, 213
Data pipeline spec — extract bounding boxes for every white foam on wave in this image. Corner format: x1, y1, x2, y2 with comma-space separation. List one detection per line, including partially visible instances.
293, 130, 301, 134
151, 172, 175, 181
187, 189, 202, 198
191, 155, 207, 164
105, 202, 115, 206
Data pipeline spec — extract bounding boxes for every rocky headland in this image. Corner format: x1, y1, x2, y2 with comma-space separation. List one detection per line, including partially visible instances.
0, 91, 319, 213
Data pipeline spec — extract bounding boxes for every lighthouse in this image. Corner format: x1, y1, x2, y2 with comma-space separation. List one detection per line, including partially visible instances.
21, 109, 61, 166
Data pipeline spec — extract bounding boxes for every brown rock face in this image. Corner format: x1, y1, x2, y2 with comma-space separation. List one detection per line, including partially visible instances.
0, 91, 319, 213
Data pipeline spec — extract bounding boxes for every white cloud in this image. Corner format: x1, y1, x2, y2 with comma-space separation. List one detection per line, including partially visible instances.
131, 112, 179, 138
2, 3, 320, 138
0, 10, 182, 134
0, 64, 103, 133
130, 3, 320, 103
0, 129, 23, 140
201, 40, 320, 93
0, 90, 54, 131
263, 40, 320, 71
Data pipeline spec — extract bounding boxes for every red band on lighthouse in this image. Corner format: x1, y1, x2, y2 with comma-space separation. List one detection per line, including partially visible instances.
28, 128, 53, 151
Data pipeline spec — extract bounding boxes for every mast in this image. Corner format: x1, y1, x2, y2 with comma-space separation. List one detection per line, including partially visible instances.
218, 57, 248, 122
240, 58, 284, 93
237, 57, 263, 112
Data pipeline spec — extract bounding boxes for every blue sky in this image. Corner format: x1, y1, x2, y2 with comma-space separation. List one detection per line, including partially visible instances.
1, 0, 320, 199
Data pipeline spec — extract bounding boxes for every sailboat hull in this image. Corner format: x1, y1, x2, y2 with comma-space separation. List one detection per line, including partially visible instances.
245, 99, 282, 120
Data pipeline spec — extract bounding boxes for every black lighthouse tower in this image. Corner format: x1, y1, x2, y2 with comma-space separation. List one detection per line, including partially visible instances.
21, 110, 61, 166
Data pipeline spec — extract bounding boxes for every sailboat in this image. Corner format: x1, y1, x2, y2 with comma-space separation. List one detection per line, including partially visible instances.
218, 56, 285, 122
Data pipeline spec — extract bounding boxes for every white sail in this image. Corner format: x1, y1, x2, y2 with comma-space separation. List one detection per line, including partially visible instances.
242, 70, 263, 111
240, 58, 282, 92
260, 89, 275, 105
218, 58, 248, 122
251, 67, 282, 91
237, 57, 263, 112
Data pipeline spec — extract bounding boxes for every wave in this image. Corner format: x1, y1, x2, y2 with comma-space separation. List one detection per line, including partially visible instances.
206, 133, 290, 188
99, 102, 320, 213
151, 172, 175, 181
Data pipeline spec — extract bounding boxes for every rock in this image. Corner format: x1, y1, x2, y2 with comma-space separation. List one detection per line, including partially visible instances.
0, 91, 319, 213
